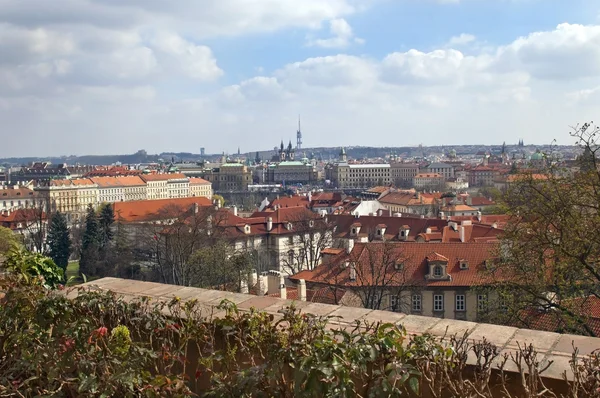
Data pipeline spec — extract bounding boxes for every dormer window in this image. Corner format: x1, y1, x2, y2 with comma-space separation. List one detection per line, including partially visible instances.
459, 260, 469, 270
377, 230, 381, 236
394, 261, 404, 271
352, 227, 357, 235
433, 265, 443, 277
286, 222, 292, 230
244, 225, 251, 234
309, 220, 315, 228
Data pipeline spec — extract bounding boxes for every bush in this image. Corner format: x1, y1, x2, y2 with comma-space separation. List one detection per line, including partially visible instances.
0, 275, 598, 397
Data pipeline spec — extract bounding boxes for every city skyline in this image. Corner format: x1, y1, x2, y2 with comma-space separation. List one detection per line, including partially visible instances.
1, 0, 599, 157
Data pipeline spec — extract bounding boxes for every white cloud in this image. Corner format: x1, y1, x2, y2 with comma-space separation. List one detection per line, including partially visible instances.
2, 3, 600, 156
447, 33, 476, 47
307, 18, 364, 48
151, 32, 223, 80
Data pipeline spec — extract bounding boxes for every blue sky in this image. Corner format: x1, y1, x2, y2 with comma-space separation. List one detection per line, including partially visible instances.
1, 0, 600, 156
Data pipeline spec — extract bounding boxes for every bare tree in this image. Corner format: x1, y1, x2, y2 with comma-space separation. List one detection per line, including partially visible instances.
128, 204, 222, 286
279, 211, 336, 275
487, 122, 600, 336
352, 242, 417, 311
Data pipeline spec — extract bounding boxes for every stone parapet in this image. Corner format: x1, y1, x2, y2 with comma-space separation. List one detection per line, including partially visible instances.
80, 277, 600, 381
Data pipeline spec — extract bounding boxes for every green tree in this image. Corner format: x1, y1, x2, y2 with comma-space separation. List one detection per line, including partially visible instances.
80, 205, 100, 278
0, 226, 21, 258
4, 246, 63, 289
46, 211, 71, 277
487, 122, 600, 336
212, 194, 225, 207
98, 203, 115, 250
509, 162, 518, 174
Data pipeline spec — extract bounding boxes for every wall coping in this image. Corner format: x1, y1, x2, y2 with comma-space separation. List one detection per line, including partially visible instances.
78, 277, 600, 381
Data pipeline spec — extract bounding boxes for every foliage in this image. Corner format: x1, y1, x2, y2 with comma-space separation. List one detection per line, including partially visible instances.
46, 211, 72, 275
0, 226, 21, 257
0, 276, 597, 397
187, 241, 252, 289
489, 122, 600, 337
98, 203, 115, 250
80, 204, 101, 278
212, 194, 225, 207
3, 246, 63, 289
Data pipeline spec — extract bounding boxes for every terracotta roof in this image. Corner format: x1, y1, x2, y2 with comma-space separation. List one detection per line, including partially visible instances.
291, 242, 499, 288
140, 173, 187, 182
113, 197, 212, 223
189, 177, 211, 185
378, 192, 436, 206
0, 208, 46, 229
269, 195, 310, 209
426, 252, 449, 262
332, 214, 449, 242
0, 187, 38, 198
441, 204, 478, 212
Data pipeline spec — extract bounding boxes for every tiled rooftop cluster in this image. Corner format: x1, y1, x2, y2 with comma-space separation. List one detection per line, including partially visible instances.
79, 277, 600, 381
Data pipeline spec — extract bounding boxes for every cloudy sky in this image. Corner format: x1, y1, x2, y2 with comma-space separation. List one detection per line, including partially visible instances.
1, 0, 600, 157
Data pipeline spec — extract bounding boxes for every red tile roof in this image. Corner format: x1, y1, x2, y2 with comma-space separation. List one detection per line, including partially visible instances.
113, 197, 212, 223
291, 242, 499, 288
140, 173, 187, 182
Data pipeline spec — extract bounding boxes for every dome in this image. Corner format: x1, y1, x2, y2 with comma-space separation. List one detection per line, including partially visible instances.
531, 150, 544, 161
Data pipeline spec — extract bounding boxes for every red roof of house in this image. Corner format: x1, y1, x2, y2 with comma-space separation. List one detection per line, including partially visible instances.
113, 197, 212, 222
0, 208, 46, 230
291, 241, 499, 288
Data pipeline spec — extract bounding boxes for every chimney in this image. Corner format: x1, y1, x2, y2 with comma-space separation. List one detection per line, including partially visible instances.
346, 238, 355, 254
299, 279, 307, 301
349, 264, 356, 281
439, 211, 445, 219
240, 278, 249, 294
193, 202, 199, 214
459, 226, 466, 243
279, 276, 287, 300
249, 269, 258, 287
258, 273, 269, 296
266, 217, 273, 231
477, 211, 482, 222
233, 206, 238, 216
426, 227, 432, 234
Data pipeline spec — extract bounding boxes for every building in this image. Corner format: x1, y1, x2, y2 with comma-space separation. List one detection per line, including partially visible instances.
35, 178, 98, 222
291, 241, 499, 321
413, 173, 444, 190
11, 162, 97, 183
378, 191, 438, 216
267, 159, 317, 185
467, 166, 500, 187
0, 208, 47, 251
189, 178, 213, 199
331, 214, 501, 244
91, 177, 126, 204
425, 163, 455, 179
0, 185, 40, 212
141, 173, 189, 200
326, 148, 392, 188
117, 176, 147, 202
113, 197, 213, 224
202, 163, 252, 191
390, 163, 420, 187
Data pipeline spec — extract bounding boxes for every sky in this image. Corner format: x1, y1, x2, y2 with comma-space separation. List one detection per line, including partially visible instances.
1, 0, 600, 157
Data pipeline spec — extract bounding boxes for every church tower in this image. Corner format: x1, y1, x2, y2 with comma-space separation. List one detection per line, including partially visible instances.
339, 147, 347, 162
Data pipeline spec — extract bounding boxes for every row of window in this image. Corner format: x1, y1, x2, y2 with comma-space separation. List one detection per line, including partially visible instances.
390, 293, 488, 313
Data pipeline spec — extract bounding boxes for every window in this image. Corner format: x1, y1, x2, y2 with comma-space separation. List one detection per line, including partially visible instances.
412, 294, 422, 312
433, 265, 443, 277
455, 294, 465, 311
390, 295, 400, 312
433, 294, 444, 312
477, 294, 488, 311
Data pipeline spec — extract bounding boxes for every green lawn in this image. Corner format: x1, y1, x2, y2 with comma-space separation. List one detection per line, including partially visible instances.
66, 261, 81, 284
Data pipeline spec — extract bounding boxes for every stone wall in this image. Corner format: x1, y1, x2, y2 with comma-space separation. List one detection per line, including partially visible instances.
81, 277, 600, 383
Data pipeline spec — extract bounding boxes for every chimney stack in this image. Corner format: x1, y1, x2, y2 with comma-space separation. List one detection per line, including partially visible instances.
240, 278, 249, 294
279, 276, 286, 300
346, 238, 355, 254
258, 273, 269, 296
477, 211, 482, 222
233, 206, 238, 216
266, 217, 273, 231
299, 279, 307, 301
249, 269, 258, 287
459, 225, 466, 243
